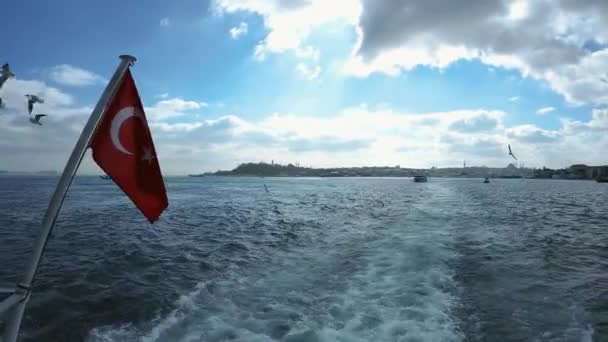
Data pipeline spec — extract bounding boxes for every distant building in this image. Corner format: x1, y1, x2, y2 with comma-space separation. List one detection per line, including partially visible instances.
591, 165, 608, 179
569, 164, 590, 179
550, 164, 608, 180
533, 167, 554, 179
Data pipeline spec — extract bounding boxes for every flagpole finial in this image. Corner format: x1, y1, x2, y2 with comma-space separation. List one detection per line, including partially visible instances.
119, 55, 137, 66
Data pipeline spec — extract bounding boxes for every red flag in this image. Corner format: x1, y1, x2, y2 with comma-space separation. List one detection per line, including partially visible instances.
90, 69, 168, 222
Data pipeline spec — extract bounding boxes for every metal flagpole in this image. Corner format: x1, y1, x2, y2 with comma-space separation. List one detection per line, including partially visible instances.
2, 55, 137, 342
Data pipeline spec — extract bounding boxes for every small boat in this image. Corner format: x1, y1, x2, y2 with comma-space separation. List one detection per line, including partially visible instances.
413, 175, 427, 182
483, 177, 490, 183
596, 177, 608, 183
99, 175, 111, 180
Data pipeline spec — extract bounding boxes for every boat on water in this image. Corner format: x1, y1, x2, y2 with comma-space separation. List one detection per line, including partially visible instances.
99, 175, 111, 180
596, 177, 608, 183
484, 177, 490, 183
413, 175, 427, 182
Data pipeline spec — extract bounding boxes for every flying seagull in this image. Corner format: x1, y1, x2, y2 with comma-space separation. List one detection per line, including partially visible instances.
29, 114, 47, 126
0, 63, 15, 89
508, 144, 518, 161
25, 94, 44, 114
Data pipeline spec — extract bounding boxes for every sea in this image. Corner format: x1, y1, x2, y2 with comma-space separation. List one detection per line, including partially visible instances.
0, 176, 606, 342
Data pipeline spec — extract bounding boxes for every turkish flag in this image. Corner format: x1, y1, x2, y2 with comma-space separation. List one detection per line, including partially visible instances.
90, 69, 168, 223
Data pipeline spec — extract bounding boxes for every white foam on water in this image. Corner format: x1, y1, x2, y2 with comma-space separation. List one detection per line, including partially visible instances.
88, 281, 209, 342
88, 184, 464, 341
562, 304, 595, 342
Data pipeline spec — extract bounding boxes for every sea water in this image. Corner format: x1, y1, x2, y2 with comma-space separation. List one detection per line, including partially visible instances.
0, 176, 605, 341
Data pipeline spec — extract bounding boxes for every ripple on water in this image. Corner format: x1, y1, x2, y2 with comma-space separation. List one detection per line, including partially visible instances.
0, 177, 606, 341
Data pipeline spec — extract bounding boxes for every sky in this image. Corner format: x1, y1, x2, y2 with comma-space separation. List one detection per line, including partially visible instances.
1, 0, 607, 175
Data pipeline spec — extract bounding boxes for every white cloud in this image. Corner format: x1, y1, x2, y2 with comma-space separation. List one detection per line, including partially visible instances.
145, 98, 207, 121
296, 63, 321, 80
344, 44, 479, 77
138, 107, 512, 172
49, 64, 106, 87
509, 96, 520, 102
562, 108, 608, 132
146, 104, 608, 173
536, 106, 555, 115
160, 17, 171, 27
151, 122, 203, 133
215, 0, 360, 60
0, 77, 74, 113
156, 93, 169, 99
217, 0, 608, 106
230, 22, 248, 39
350, 0, 608, 105
508, 0, 530, 20
588, 108, 608, 130
507, 124, 560, 143
295, 46, 320, 61
2, 90, 607, 173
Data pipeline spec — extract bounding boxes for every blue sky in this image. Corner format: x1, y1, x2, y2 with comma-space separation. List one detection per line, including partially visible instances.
1, 0, 607, 174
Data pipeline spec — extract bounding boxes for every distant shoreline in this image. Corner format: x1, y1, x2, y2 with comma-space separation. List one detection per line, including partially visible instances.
189, 174, 605, 181
189, 162, 608, 181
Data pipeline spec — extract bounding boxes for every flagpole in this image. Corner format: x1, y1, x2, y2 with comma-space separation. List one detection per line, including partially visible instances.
3, 55, 136, 342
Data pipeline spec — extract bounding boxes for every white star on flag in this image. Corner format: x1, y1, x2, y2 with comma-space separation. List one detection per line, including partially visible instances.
142, 146, 155, 164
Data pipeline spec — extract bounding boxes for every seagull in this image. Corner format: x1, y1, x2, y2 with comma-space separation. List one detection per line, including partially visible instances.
0, 63, 15, 89
25, 94, 44, 114
601, 76, 608, 84
29, 114, 47, 126
508, 144, 518, 161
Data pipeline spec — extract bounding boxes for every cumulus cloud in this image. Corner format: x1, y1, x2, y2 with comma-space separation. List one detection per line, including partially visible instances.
205, 107, 604, 170
442, 135, 505, 158
507, 124, 561, 143
536, 106, 555, 115
296, 63, 321, 80
217, 0, 608, 106
351, 0, 608, 105
215, 0, 360, 60
562, 108, 608, 133
145, 98, 208, 121
0, 95, 93, 172
230, 22, 248, 39
287, 136, 371, 152
2, 98, 607, 173
49, 64, 106, 87
150, 122, 203, 133
449, 112, 502, 133
149, 107, 477, 171
0, 77, 74, 113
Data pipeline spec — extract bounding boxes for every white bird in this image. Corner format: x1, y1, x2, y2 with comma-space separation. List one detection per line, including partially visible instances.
29, 114, 47, 126
0, 63, 15, 89
508, 144, 518, 161
25, 94, 44, 114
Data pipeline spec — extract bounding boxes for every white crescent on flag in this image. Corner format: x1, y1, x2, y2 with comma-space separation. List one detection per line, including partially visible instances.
110, 106, 143, 155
